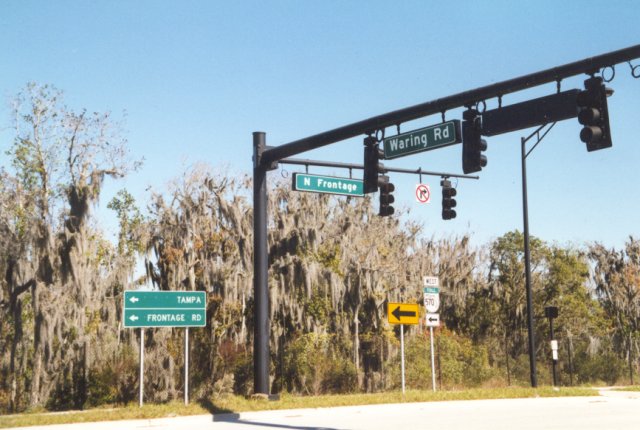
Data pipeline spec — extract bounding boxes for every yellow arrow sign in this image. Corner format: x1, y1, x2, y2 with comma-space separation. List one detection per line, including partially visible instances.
387, 302, 419, 325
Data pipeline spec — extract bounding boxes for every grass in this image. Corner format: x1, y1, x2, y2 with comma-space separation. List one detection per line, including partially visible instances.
612, 385, 640, 392
0, 402, 209, 429
0, 387, 598, 429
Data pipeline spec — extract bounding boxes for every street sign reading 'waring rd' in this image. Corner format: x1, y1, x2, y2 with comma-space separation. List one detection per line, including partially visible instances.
124, 291, 207, 328
383, 120, 462, 160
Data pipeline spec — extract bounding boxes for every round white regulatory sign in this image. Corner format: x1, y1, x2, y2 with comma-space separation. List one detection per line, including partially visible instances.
415, 184, 430, 203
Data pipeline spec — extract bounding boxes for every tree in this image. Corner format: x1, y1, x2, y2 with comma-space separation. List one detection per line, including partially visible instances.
485, 230, 547, 384
540, 246, 604, 385
0, 83, 138, 410
589, 238, 640, 384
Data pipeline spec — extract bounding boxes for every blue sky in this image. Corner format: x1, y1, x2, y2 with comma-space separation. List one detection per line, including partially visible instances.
2, 1, 640, 250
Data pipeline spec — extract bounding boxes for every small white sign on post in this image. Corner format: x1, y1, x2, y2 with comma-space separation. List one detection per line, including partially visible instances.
426, 313, 440, 327
423, 276, 439, 287
550, 340, 559, 361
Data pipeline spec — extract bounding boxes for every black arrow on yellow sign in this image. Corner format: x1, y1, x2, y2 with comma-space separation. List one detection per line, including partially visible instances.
392, 306, 416, 321
387, 302, 419, 325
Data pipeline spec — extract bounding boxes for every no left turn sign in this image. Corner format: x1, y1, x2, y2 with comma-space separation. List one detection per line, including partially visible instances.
415, 184, 431, 203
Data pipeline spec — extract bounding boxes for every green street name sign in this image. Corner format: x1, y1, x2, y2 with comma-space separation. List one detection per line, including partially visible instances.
292, 173, 364, 197
123, 291, 206, 328
383, 120, 462, 160
124, 309, 205, 328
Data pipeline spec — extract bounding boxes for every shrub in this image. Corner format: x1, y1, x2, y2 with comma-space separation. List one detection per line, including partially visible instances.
386, 329, 494, 390
282, 333, 357, 395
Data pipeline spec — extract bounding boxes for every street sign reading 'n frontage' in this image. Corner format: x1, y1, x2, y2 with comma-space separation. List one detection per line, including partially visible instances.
383, 120, 462, 160
292, 173, 364, 197
124, 291, 207, 328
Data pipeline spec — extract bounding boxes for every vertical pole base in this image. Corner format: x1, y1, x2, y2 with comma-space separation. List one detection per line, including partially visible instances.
139, 328, 144, 408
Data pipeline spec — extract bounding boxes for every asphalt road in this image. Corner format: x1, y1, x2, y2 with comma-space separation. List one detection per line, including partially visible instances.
13, 390, 640, 430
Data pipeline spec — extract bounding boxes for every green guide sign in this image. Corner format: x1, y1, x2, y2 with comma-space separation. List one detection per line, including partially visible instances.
292, 173, 364, 197
123, 291, 206, 328
383, 120, 462, 160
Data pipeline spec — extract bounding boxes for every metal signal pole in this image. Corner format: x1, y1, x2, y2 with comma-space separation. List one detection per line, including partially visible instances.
520, 122, 556, 388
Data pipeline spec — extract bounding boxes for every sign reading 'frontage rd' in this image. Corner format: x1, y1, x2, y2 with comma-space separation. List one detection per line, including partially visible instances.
383, 120, 462, 160
124, 291, 206, 328
292, 173, 364, 197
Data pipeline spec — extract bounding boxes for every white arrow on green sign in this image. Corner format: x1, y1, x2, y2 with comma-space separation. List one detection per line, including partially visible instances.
292, 173, 364, 197
123, 291, 206, 328
383, 120, 462, 160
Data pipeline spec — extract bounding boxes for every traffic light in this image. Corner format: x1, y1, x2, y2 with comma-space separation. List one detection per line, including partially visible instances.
577, 76, 614, 152
363, 136, 395, 216
363, 136, 386, 193
462, 108, 488, 174
441, 179, 456, 220
378, 175, 395, 217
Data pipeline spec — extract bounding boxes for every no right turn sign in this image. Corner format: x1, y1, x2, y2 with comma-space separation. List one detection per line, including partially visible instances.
415, 184, 431, 203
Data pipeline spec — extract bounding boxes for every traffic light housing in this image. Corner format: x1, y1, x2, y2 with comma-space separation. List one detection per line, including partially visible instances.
462, 108, 488, 174
363, 136, 386, 193
441, 179, 456, 220
378, 176, 395, 217
577, 76, 614, 152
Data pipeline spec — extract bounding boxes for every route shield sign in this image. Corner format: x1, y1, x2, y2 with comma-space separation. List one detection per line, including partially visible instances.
124, 291, 206, 328
423, 285, 440, 314
383, 120, 462, 160
423, 276, 440, 312
292, 173, 364, 197
387, 303, 420, 325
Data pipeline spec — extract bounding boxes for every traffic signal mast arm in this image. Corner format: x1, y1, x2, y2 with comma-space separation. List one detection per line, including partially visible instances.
278, 157, 480, 181
258, 44, 640, 167
281, 156, 477, 218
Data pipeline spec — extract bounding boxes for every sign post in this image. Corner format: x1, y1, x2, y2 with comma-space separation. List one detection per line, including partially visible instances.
185, 327, 189, 405
139, 328, 144, 407
423, 277, 440, 392
124, 291, 207, 406
400, 324, 405, 394
429, 322, 436, 392
388, 303, 419, 394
